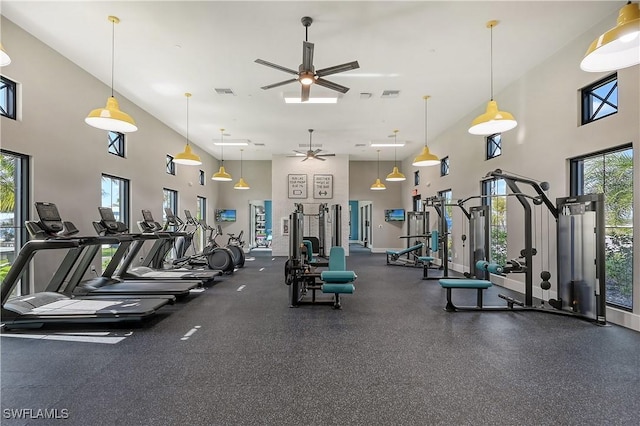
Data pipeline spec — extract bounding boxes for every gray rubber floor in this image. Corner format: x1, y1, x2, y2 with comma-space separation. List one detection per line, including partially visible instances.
2, 249, 639, 425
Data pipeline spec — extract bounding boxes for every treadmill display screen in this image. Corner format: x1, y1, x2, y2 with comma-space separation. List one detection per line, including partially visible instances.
36, 202, 62, 221
99, 207, 116, 222
141, 209, 155, 222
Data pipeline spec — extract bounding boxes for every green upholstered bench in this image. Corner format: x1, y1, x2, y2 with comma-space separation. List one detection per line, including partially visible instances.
439, 279, 493, 312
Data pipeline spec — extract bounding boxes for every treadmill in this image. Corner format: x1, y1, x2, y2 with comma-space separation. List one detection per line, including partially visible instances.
111, 208, 222, 281
66, 207, 207, 297
1, 203, 172, 329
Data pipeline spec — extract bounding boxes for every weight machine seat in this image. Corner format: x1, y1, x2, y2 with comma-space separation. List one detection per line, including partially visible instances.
320, 247, 356, 295
302, 240, 314, 263
418, 256, 436, 279
439, 279, 493, 312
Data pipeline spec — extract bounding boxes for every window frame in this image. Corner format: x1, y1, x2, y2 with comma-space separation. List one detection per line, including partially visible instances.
166, 155, 176, 175
481, 177, 508, 266
580, 73, 618, 126
199, 170, 205, 186
569, 143, 633, 311
108, 131, 126, 157
440, 156, 449, 176
0, 75, 17, 120
486, 134, 502, 160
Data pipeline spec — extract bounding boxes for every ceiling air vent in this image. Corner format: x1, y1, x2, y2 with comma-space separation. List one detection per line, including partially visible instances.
214, 88, 236, 96
299, 143, 322, 148
253, 143, 265, 147
355, 143, 366, 147
381, 90, 400, 98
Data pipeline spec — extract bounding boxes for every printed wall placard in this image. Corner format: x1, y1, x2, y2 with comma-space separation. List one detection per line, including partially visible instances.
313, 174, 333, 199
288, 174, 307, 199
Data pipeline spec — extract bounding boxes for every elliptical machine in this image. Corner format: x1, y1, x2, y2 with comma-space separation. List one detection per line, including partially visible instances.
140, 209, 235, 275
217, 225, 245, 268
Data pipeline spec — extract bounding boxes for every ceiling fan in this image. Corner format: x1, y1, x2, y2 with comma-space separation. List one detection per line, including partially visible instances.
255, 16, 360, 102
290, 129, 335, 161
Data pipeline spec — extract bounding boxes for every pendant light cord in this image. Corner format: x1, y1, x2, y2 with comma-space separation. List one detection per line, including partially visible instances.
240, 149, 243, 176
377, 150, 381, 177
489, 23, 494, 101
185, 94, 190, 146
110, 18, 115, 97
393, 131, 398, 166
424, 97, 429, 148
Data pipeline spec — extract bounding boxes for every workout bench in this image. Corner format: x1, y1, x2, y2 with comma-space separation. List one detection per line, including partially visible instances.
386, 242, 425, 266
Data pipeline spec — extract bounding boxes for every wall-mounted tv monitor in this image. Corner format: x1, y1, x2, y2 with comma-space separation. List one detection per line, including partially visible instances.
385, 208, 405, 222
215, 209, 237, 222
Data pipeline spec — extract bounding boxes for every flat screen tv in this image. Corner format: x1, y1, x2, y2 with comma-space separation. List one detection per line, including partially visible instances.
215, 209, 237, 222
385, 208, 405, 222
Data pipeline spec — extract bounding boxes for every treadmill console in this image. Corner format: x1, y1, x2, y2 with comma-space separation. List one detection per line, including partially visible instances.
98, 207, 128, 233
35, 202, 64, 233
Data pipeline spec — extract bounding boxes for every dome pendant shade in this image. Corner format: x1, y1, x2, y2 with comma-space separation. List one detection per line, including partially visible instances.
412, 146, 440, 167
468, 100, 517, 135
234, 177, 251, 190
85, 96, 138, 133
212, 165, 232, 181
174, 144, 202, 165
580, 2, 640, 72
370, 178, 386, 191
0, 43, 11, 66
386, 166, 406, 182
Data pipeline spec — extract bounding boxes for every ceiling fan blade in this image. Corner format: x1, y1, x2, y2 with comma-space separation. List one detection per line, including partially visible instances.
292, 150, 305, 155
301, 156, 309, 162
314, 78, 350, 94
317, 153, 336, 157
261, 78, 298, 90
302, 41, 314, 71
255, 59, 299, 75
314, 156, 326, 161
316, 61, 360, 77
301, 84, 311, 102
312, 148, 322, 155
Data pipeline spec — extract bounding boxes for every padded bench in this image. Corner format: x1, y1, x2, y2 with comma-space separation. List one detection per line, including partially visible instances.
439, 279, 493, 312
386, 243, 424, 264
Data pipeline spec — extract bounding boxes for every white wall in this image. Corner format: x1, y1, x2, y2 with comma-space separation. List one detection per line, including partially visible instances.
271, 154, 349, 257
400, 10, 640, 331
1, 17, 222, 289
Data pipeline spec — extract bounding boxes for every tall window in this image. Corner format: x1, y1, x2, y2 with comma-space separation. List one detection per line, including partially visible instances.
196, 196, 207, 252
486, 134, 502, 160
0, 150, 29, 296
101, 174, 129, 270
0, 76, 17, 120
482, 178, 507, 266
581, 73, 617, 125
437, 189, 453, 260
571, 145, 633, 310
166, 155, 176, 175
108, 131, 125, 157
163, 188, 178, 226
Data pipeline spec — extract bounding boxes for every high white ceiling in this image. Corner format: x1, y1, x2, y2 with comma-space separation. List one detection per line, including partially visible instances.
1, 1, 619, 161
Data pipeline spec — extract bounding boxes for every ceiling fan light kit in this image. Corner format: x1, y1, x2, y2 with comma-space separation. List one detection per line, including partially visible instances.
85, 16, 138, 133
290, 129, 336, 161
255, 16, 359, 102
468, 20, 517, 136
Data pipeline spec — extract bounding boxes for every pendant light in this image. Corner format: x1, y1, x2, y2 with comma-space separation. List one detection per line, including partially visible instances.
412, 95, 440, 167
212, 128, 232, 181
580, 1, 640, 72
85, 16, 138, 133
370, 150, 387, 190
0, 42, 11, 66
385, 130, 406, 182
234, 149, 250, 190
468, 20, 517, 136
173, 93, 202, 166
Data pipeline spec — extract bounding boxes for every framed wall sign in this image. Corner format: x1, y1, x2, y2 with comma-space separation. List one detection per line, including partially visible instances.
313, 174, 333, 199
288, 174, 307, 199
